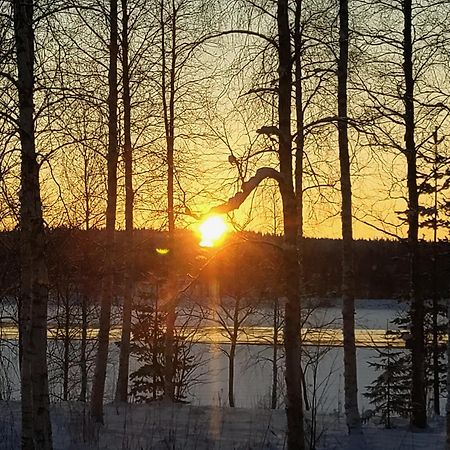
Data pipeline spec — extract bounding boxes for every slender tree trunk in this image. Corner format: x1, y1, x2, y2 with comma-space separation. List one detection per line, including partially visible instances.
293, 6, 307, 419
271, 297, 279, 410
294, 0, 304, 240
403, 0, 426, 429
30, 285, 52, 450
79, 164, 90, 403
18, 296, 23, 372
432, 236, 439, 418
153, 294, 159, 400
14, 0, 52, 448
228, 339, 236, 407
115, 0, 134, 403
79, 294, 88, 402
161, 0, 177, 401
294, 0, 306, 386
228, 298, 240, 408
90, 0, 119, 423
446, 298, 450, 448
310, 364, 318, 449
432, 130, 440, 416
63, 297, 70, 401
277, 1, 305, 448
13, 0, 53, 447
387, 348, 391, 429
20, 299, 33, 450
337, 0, 361, 432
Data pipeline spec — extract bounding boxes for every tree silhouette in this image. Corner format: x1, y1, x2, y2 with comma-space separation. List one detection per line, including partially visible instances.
364, 345, 410, 428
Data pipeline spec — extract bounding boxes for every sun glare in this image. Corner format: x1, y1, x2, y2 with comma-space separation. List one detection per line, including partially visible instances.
198, 215, 228, 247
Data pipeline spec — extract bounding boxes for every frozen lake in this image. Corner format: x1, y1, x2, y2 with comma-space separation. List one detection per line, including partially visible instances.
0, 299, 432, 415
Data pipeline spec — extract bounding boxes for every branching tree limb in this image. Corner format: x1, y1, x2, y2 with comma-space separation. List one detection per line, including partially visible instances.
209, 167, 282, 214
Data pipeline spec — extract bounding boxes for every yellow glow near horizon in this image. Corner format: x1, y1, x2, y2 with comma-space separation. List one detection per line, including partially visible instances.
198, 215, 228, 247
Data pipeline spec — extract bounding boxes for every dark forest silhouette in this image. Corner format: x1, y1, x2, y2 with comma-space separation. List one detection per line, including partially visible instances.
1, 229, 449, 301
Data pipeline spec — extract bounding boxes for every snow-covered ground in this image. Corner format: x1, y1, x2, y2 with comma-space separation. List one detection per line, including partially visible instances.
0, 401, 287, 449
0, 401, 445, 449
318, 417, 445, 450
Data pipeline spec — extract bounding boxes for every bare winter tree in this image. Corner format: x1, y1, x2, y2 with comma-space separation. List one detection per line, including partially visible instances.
47, 277, 79, 402
271, 2, 304, 445
206, 1, 305, 446
353, 0, 450, 428
115, 0, 134, 403
155, 0, 217, 401
402, 0, 424, 427
58, 110, 107, 401
337, 0, 361, 433
12, 0, 53, 447
90, 0, 119, 423
160, 0, 177, 400
197, 247, 261, 408
0, 5, 19, 230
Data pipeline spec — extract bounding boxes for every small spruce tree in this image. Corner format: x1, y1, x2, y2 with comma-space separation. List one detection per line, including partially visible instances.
392, 302, 448, 410
417, 129, 450, 415
129, 301, 196, 403
364, 345, 410, 428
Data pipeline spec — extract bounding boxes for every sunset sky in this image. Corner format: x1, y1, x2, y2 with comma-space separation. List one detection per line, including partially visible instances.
1, 0, 448, 242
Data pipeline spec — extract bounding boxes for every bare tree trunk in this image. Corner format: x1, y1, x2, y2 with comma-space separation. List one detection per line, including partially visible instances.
30, 287, 52, 450
293, 6, 307, 421
13, 0, 53, 448
446, 298, 450, 448
403, 0, 426, 429
432, 130, 439, 416
277, 1, 305, 448
271, 297, 279, 410
294, 0, 305, 385
294, 0, 304, 241
79, 159, 91, 403
115, 0, 134, 403
337, 0, 361, 433
90, 0, 119, 423
153, 294, 159, 400
63, 296, 70, 401
79, 294, 88, 402
387, 347, 391, 428
228, 298, 240, 408
228, 339, 236, 407
161, 0, 177, 401
431, 254, 439, 418
20, 299, 33, 450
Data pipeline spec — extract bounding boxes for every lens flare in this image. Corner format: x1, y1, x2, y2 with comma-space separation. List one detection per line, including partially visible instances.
198, 215, 228, 247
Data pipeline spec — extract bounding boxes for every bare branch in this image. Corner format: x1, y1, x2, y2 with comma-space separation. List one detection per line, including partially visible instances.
209, 167, 282, 214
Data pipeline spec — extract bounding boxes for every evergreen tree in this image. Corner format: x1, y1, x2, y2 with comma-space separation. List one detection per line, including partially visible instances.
418, 129, 450, 414
364, 346, 410, 428
129, 299, 197, 403
393, 304, 447, 410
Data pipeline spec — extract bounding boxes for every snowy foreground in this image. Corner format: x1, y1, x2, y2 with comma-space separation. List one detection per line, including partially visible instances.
0, 401, 445, 449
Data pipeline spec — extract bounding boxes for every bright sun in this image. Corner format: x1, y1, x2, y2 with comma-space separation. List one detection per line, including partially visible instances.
198, 215, 228, 247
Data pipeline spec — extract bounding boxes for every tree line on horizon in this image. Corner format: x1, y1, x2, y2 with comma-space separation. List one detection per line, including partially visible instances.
1, 228, 450, 301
